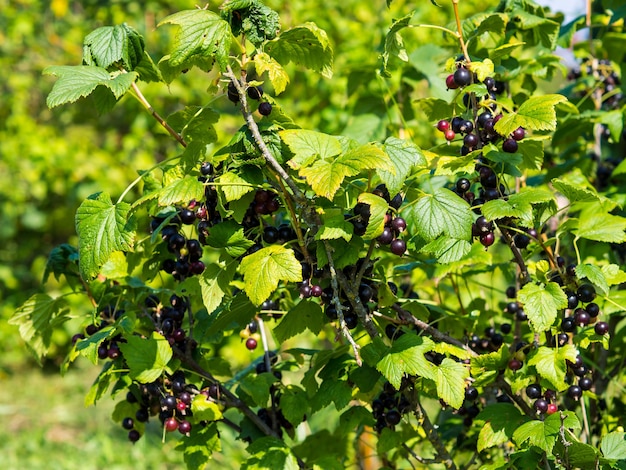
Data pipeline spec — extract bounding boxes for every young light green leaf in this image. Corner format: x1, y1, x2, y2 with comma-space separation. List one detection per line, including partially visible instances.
381, 13, 412, 71
517, 282, 567, 333
436, 358, 469, 408
513, 419, 556, 453
254, 51, 289, 94
408, 188, 472, 241
552, 178, 601, 203
280, 129, 342, 169
577, 208, 626, 243
476, 403, 529, 452
221, 0, 280, 47
494, 94, 568, 136
357, 193, 389, 239
75, 192, 136, 279
601, 432, 626, 460
299, 144, 392, 200
118, 332, 173, 383
158, 175, 205, 206
198, 262, 237, 315
9, 294, 71, 362
217, 171, 255, 202
239, 245, 302, 306
191, 394, 223, 422
376, 334, 436, 389
602, 264, 626, 286
83, 24, 145, 70
380, 137, 426, 195
266, 23, 333, 78
44, 66, 138, 108
315, 210, 354, 242
575, 264, 609, 295
527, 344, 578, 392
158, 10, 231, 70
205, 221, 255, 258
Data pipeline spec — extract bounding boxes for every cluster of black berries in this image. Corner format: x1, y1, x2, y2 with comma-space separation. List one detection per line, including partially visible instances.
144, 294, 196, 350
72, 306, 126, 360
241, 189, 281, 231
371, 380, 412, 433
122, 371, 197, 442
471, 215, 496, 248
568, 58, 622, 110
228, 80, 273, 116
467, 323, 511, 353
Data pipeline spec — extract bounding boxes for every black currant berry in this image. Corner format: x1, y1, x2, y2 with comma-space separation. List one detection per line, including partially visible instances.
456, 178, 471, 193
567, 385, 582, 399
465, 386, 479, 402
586, 302, 600, 317
526, 384, 542, 399
502, 138, 518, 153
579, 377, 593, 391
247, 85, 263, 100
594, 321, 609, 335
258, 102, 272, 116
263, 226, 279, 244
391, 217, 407, 233
390, 239, 406, 256
385, 409, 402, 426
128, 430, 141, 443
577, 284, 596, 303
179, 209, 196, 225
534, 398, 549, 413
454, 67, 472, 87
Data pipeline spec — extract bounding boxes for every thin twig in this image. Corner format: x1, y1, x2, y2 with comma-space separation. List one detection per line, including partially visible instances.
496, 376, 535, 417
452, 0, 471, 64
415, 395, 457, 470
498, 225, 530, 286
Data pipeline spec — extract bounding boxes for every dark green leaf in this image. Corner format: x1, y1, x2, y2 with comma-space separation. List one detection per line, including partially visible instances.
274, 300, 325, 343
175, 422, 221, 470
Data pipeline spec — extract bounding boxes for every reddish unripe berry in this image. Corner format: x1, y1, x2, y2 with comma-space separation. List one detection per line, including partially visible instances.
446, 74, 458, 89
508, 358, 523, 371
165, 417, 179, 432
246, 337, 258, 350
546, 403, 558, 415
176, 401, 187, 412
480, 232, 495, 247
437, 120, 450, 132
444, 129, 456, 141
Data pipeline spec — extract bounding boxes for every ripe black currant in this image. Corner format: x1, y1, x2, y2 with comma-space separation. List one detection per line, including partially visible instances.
454, 67, 472, 87
390, 239, 406, 255
502, 138, 518, 153
456, 178, 471, 193
594, 321, 609, 335
526, 384, 542, 399
577, 284, 596, 303
247, 85, 263, 100
534, 398, 549, 413
465, 386, 479, 402
258, 102, 272, 116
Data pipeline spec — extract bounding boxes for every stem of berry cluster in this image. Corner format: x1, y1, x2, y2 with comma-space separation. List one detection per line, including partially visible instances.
414, 395, 457, 470
451, 0, 471, 64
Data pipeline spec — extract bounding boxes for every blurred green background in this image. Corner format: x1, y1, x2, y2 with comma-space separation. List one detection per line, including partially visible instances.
0, 0, 559, 467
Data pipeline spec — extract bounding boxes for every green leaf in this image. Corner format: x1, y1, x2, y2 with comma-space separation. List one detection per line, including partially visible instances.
421, 237, 472, 263
602, 264, 626, 287
205, 221, 255, 258
222, 0, 279, 47
100, 250, 128, 279
315, 210, 353, 242
217, 171, 255, 202
408, 188, 472, 241
527, 345, 578, 392
266, 23, 333, 78
299, 144, 392, 200
514, 412, 580, 453
470, 347, 508, 387
481, 187, 553, 225
414, 98, 454, 122
191, 394, 223, 422
601, 432, 626, 460
436, 358, 469, 408
198, 263, 236, 315
274, 300, 325, 343
517, 282, 567, 333
280, 386, 309, 427
243, 437, 299, 470
9, 294, 71, 362
494, 94, 568, 136
280, 129, 342, 169
238, 373, 280, 407
44, 66, 137, 108
380, 137, 426, 195
158, 175, 205, 206
577, 207, 626, 243
376, 334, 435, 389
167, 105, 219, 146
75, 192, 136, 279
239, 245, 302, 306
175, 422, 221, 470
311, 379, 353, 412
381, 13, 412, 71
43, 243, 79, 283
434, 242, 492, 277
254, 52, 289, 94
357, 193, 389, 239
476, 404, 529, 452
552, 177, 601, 203
83, 24, 145, 70
118, 332, 173, 383
158, 10, 231, 70
75, 326, 116, 364
316, 237, 361, 270
575, 264, 609, 296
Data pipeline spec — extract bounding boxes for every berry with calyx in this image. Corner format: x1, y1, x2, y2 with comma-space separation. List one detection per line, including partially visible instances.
567, 385, 582, 399
178, 420, 192, 434
456, 178, 471, 193
480, 232, 495, 247
258, 102, 272, 116
534, 398, 549, 413
574, 308, 590, 326
463, 133, 478, 148
391, 217, 407, 233
165, 417, 178, 432
579, 377, 593, 391
454, 67, 472, 87
546, 403, 558, 414
200, 162, 214, 176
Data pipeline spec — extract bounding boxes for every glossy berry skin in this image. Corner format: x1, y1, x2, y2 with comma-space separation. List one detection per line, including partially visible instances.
122, 417, 134, 430
165, 417, 178, 432
561, 316, 576, 333
567, 385, 583, 399
385, 409, 402, 426
508, 358, 523, 371
594, 321, 609, 335
456, 178, 471, 193
258, 102, 272, 116
465, 386, 479, 402
534, 398, 549, 413
546, 403, 558, 415
577, 284, 596, 303
586, 302, 600, 317
390, 239, 406, 256
178, 420, 192, 434
128, 430, 141, 443
502, 138, 518, 153
437, 120, 450, 132
377, 227, 394, 245
247, 85, 263, 100
463, 133, 478, 148
512, 127, 525, 141
391, 217, 407, 233
579, 377, 593, 391
526, 384, 542, 399
245, 338, 258, 350
444, 129, 456, 141
480, 232, 495, 247
446, 74, 458, 89
454, 67, 472, 87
